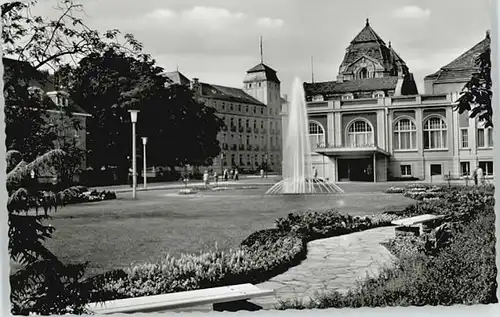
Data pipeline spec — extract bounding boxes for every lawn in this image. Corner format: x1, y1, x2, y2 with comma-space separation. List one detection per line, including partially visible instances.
43, 186, 415, 276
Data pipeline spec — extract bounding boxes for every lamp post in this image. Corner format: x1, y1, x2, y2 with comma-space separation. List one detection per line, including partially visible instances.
129, 109, 140, 199
220, 152, 224, 176
142, 137, 148, 189
265, 154, 268, 178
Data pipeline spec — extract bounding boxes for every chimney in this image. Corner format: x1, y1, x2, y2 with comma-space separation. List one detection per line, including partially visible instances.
190, 78, 202, 96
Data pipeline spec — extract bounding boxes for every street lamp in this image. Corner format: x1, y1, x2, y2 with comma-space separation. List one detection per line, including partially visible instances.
129, 109, 140, 199
142, 137, 148, 189
265, 154, 268, 178
220, 152, 224, 176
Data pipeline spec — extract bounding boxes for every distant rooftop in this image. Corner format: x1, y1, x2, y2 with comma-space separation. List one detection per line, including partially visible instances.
163, 70, 191, 86
200, 82, 265, 106
304, 77, 399, 96
425, 31, 490, 82
244, 62, 280, 84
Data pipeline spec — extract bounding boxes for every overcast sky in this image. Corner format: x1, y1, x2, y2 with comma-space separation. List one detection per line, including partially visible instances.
34, 0, 492, 96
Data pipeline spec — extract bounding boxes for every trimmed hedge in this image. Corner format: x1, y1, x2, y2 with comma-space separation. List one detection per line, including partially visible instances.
92, 234, 306, 301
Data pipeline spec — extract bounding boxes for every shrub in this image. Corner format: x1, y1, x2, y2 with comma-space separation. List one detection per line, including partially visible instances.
384, 187, 405, 194
273, 210, 386, 242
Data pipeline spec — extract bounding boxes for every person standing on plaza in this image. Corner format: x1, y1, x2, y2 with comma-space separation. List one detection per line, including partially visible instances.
234, 168, 239, 181
473, 164, 484, 187
203, 170, 209, 188
223, 168, 228, 181
260, 169, 264, 178
214, 171, 219, 186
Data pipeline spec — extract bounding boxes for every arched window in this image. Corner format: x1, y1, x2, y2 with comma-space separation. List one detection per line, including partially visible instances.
394, 118, 417, 150
423, 116, 447, 149
347, 120, 373, 147
309, 121, 325, 148
359, 68, 369, 79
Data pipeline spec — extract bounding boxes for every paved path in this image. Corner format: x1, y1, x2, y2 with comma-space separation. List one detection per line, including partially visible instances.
253, 227, 396, 309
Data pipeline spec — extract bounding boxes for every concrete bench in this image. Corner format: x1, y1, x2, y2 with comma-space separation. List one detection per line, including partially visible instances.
86, 283, 275, 314
392, 214, 446, 236
391, 214, 445, 227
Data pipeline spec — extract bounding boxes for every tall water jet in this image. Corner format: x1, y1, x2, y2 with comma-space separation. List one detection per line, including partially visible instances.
266, 77, 340, 195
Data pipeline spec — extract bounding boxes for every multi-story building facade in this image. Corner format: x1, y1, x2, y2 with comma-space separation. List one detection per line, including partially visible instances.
285, 20, 492, 182
164, 62, 283, 173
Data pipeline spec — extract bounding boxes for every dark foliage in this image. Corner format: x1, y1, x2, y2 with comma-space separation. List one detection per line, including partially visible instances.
454, 44, 492, 127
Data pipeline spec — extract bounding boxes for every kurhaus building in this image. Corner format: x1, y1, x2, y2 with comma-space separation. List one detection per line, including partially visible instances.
164, 62, 284, 173
292, 19, 492, 182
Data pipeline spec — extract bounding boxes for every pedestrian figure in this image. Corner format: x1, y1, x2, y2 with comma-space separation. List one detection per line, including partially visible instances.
203, 170, 209, 188
231, 169, 235, 180
473, 165, 483, 186
214, 171, 219, 186
234, 169, 239, 181
224, 169, 228, 181
128, 167, 133, 187
260, 169, 264, 178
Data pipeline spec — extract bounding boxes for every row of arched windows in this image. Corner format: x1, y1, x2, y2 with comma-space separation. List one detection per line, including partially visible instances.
308, 116, 450, 150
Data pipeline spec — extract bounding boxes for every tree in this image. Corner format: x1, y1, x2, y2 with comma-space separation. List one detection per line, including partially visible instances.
7, 149, 93, 315
63, 49, 224, 177
454, 44, 492, 128
2, 0, 142, 168
2, 0, 143, 313
139, 84, 225, 169
59, 48, 167, 177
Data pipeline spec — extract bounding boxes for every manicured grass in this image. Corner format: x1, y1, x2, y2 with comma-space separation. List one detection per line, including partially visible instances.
43, 187, 415, 276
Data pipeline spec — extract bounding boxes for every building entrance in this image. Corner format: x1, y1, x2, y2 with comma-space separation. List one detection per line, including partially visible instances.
337, 158, 374, 182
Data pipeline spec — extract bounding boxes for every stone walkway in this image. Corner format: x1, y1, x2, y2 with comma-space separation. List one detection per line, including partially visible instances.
253, 227, 396, 309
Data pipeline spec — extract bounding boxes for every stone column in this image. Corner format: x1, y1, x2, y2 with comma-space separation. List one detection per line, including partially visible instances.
415, 108, 424, 179
327, 113, 335, 147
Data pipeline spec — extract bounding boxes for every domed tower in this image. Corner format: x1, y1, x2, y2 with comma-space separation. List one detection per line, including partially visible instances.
337, 18, 411, 82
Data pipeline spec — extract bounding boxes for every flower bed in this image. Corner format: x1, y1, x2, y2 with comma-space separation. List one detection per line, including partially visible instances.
92, 234, 306, 301
57, 186, 117, 205
384, 187, 405, 194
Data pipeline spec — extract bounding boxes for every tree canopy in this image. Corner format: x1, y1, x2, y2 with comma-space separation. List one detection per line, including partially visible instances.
455, 44, 493, 128
61, 48, 224, 173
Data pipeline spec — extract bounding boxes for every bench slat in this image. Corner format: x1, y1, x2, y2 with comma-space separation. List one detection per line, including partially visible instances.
87, 284, 275, 314
392, 214, 445, 226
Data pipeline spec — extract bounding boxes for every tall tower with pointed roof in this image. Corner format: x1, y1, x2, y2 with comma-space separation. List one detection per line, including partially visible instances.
337, 18, 410, 82
243, 56, 282, 172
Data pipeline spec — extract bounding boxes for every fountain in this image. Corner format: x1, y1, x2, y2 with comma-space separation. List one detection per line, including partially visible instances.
266, 77, 340, 195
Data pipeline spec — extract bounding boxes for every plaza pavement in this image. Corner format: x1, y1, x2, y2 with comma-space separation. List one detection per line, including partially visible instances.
253, 226, 396, 309
94, 177, 473, 195
94, 175, 280, 193
170, 226, 397, 312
